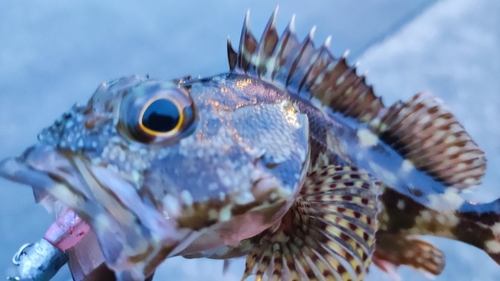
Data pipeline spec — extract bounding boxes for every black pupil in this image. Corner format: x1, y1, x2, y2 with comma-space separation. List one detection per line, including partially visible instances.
142, 99, 180, 133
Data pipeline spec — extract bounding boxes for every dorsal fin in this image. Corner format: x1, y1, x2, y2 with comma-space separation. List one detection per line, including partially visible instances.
227, 9, 384, 123
369, 92, 486, 190
228, 10, 486, 191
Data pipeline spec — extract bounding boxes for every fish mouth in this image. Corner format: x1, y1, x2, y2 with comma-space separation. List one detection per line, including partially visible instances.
0, 144, 296, 278
0, 145, 76, 208
0, 144, 195, 278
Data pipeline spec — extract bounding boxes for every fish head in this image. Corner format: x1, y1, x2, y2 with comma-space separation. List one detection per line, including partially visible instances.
0, 75, 310, 278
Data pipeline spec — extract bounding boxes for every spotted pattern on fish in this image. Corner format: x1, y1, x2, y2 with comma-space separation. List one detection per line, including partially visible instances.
0, 8, 499, 281
225, 9, 499, 281
373, 234, 445, 277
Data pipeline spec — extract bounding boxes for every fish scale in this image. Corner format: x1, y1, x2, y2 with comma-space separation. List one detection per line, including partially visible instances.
0, 8, 499, 281
225, 10, 498, 280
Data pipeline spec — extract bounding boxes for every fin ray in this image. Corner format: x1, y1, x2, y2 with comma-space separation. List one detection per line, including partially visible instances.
229, 12, 486, 192
242, 166, 380, 281
369, 92, 486, 190
229, 11, 384, 124
373, 234, 445, 278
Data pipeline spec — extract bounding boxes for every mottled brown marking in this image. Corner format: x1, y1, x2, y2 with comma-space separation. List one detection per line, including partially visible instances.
373, 232, 445, 276
342, 195, 353, 201
452, 218, 492, 250
379, 188, 424, 232
355, 265, 362, 274
337, 265, 347, 275
458, 207, 499, 226
363, 232, 370, 242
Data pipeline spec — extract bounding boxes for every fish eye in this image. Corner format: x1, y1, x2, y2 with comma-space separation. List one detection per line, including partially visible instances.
118, 81, 197, 144
140, 98, 182, 135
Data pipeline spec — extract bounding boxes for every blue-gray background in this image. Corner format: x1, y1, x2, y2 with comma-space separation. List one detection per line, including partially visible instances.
0, 0, 499, 280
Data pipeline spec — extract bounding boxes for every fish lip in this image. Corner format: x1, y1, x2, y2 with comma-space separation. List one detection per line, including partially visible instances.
0, 144, 108, 212
0, 145, 71, 206
0, 142, 180, 226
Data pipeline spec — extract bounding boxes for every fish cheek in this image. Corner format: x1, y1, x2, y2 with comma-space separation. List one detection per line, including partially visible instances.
142, 146, 257, 220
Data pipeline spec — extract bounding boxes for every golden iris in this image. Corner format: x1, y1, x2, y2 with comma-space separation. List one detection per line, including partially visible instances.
118, 81, 196, 145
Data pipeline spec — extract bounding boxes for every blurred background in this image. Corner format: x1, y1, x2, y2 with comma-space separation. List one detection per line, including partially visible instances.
0, 0, 499, 280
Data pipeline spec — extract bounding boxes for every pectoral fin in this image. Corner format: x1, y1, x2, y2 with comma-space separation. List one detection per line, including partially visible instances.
243, 165, 380, 281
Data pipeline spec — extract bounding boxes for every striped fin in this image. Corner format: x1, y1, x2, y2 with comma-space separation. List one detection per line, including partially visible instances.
372, 233, 445, 279
227, 9, 384, 123
228, 11, 486, 192
242, 166, 380, 281
368, 92, 486, 190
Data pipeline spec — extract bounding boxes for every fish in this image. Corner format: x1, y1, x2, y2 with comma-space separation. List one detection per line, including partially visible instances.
1, 9, 499, 281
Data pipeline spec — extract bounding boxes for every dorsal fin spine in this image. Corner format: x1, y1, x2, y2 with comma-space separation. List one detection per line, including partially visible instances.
229, 11, 385, 124
238, 11, 257, 72
342, 76, 367, 117
227, 10, 487, 190
300, 42, 334, 95
312, 58, 347, 103
297, 49, 321, 95
255, 9, 278, 77
271, 15, 298, 80
227, 38, 237, 71
285, 31, 316, 90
